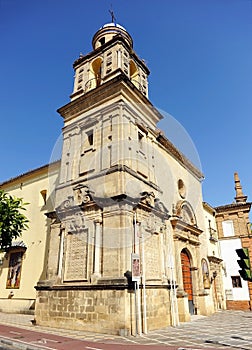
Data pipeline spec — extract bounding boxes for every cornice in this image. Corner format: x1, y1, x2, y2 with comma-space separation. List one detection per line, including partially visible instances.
73, 34, 150, 75
203, 201, 216, 214
215, 202, 251, 214
170, 217, 203, 246
207, 255, 223, 264
0, 160, 60, 188
58, 72, 155, 122
170, 218, 203, 236
156, 133, 204, 181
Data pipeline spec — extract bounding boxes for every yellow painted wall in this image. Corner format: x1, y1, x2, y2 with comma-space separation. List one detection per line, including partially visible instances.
0, 162, 59, 312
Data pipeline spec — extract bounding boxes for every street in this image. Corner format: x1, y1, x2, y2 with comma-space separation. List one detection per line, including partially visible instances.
0, 310, 251, 350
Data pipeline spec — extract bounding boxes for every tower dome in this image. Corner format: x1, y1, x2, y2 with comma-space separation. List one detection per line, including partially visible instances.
92, 22, 133, 50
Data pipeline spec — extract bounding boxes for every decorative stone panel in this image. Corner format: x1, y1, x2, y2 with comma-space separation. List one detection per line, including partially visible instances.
64, 230, 89, 281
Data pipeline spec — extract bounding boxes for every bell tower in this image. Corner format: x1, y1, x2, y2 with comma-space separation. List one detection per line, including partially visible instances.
56, 21, 161, 194
71, 22, 149, 100
36, 21, 174, 335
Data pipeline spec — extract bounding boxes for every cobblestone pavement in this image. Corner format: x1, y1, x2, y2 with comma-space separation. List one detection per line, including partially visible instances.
0, 310, 251, 349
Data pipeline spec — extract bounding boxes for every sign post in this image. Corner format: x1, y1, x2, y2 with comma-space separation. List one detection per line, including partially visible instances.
131, 253, 141, 336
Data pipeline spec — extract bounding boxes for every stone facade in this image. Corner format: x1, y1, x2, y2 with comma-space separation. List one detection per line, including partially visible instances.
34, 22, 226, 335
36, 287, 172, 335
0, 21, 231, 333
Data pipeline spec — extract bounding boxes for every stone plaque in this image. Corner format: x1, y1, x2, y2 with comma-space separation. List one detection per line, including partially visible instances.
64, 230, 88, 281
145, 234, 160, 279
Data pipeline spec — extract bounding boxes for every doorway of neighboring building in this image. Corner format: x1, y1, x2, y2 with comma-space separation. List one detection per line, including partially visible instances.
181, 249, 194, 315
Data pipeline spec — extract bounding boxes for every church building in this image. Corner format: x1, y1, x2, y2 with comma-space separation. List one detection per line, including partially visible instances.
33, 22, 225, 334
0, 21, 230, 335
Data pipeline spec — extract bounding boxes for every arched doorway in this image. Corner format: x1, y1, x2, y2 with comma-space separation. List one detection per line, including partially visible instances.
181, 249, 194, 315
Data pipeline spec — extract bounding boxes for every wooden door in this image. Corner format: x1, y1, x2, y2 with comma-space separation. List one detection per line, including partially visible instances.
181, 249, 194, 314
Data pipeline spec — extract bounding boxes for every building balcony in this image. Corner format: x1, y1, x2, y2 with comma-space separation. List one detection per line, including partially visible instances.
209, 227, 218, 242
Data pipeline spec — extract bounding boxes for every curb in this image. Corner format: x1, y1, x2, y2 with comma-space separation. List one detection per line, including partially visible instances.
0, 338, 47, 350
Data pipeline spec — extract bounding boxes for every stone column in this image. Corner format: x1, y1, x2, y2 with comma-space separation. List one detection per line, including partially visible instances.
38, 222, 61, 286
134, 221, 140, 255
160, 230, 166, 280
117, 49, 122, 69
57, 228, 64, 278
92, 219, 102, 282
174, 240, 183, 287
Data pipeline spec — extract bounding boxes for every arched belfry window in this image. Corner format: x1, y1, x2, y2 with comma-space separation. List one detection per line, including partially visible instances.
130, 60, 140, 89
130, 60, 137, 79
90, 57, 103, 89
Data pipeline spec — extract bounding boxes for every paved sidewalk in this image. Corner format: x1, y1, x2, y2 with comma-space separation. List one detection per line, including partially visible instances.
0, 310, 251, 349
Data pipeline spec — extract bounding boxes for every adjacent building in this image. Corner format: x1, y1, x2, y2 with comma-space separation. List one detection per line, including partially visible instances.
0, 162, 59, 313
215, 173, 252, 310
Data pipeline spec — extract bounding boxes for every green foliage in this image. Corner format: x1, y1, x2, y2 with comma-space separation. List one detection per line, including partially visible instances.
0, 190, 29, 250
236, 248, 252, 282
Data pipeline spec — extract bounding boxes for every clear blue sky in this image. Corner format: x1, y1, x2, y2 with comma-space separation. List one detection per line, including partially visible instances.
0, 0, 251, 209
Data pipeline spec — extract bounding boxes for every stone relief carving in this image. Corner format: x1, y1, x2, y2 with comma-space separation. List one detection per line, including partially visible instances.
145, 212, 156, 232
140, 192, 169, 218
64, 229, 88, 281
140, 191, 155, 207
154, 198, 169, 218
66, 212, 86, 233
173, 200, 197, 226
56, 185, 95, 233
73, 212, 85, 230
73, 184, 94, 206
57, 196, 74, 211
57, 185, 95, 212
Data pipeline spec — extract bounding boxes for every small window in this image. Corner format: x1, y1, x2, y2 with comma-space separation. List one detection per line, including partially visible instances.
222, 220, 234, 237
40, 190, 47, 206
87, 131, 94, 146
138, 132, 144, 149
99, 37, 105, 45
231, 276, 242, 288
138, 132, 144, 142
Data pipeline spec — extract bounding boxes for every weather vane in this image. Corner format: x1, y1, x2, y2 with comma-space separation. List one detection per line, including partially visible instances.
109, 6, 116, 24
